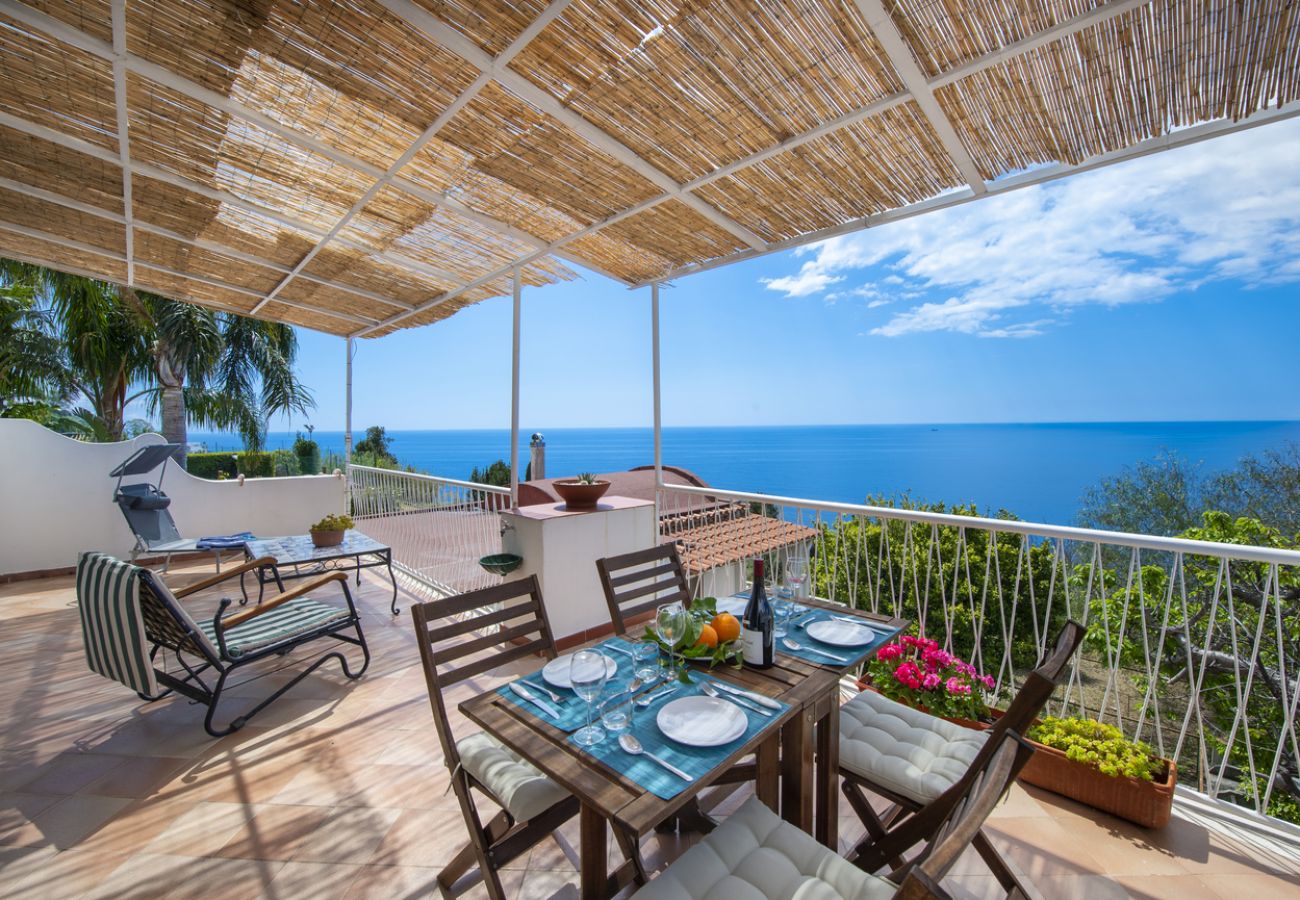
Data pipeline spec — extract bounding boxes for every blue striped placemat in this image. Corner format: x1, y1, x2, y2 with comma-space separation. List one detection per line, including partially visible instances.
497, 636, 651, 733
568, 674, 788, 800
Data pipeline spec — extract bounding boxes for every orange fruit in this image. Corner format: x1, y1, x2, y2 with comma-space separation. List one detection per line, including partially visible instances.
711, 613, 741, 644
695, 624, 719, 649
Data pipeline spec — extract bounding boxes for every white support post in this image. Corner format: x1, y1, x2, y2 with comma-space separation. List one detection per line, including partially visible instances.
510, 267, 522, 508
345, 337, 354, 466
651, 282, 663, 490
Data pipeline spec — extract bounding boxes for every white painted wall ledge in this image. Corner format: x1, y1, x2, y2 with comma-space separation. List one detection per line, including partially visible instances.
0, 418, 346, 576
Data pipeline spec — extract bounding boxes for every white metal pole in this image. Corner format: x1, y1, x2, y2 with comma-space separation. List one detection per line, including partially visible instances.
344, 337, 353, 466
510, 266, 522, 507
652, 282, 662, 488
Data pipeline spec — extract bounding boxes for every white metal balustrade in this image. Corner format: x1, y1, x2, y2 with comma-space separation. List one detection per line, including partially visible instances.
347, 465, 509, 596
658, 482, 1300, 827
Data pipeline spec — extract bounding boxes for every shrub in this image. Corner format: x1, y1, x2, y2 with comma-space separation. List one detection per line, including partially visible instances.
187, 450, 275, 479
1028, 716, 1161, 780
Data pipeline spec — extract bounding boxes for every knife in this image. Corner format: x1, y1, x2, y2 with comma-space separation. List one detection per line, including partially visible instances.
709, 680, 782, 710
509, 683, 560, 718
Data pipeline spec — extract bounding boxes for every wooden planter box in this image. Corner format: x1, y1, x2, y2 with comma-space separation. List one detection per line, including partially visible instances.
1016, 739, 1177, 829
854, 678, 1176, 828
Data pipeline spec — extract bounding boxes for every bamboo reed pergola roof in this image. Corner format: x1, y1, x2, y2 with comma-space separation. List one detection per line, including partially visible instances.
0, 0, 1297, 338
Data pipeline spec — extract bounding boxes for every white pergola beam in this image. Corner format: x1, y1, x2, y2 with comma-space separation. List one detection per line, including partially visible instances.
634, 99, 1300, 287
254, 0, 574, 315
0, 218, 378, 327
0, 0, 632, 286
109, 0, 135, 285
0, 172, 416, 312
853, 0, 986, 195
374, 0, 768, 252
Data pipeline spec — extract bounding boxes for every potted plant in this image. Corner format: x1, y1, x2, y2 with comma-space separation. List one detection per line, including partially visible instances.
553, 472, 610, 509
858, 634, 996, 722
1020, 716, 1177, 828
309, 513, 354, 547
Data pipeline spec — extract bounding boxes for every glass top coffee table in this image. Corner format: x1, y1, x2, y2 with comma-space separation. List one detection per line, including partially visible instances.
241, 530, 400, 614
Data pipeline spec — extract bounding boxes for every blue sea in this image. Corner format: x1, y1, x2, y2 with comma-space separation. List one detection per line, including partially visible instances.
188, 421, 1300, 526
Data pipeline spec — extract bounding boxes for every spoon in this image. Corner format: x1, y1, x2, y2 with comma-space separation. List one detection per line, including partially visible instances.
699, 681, 772, 717
618, 733, 693, 782
781, 637, 849, 664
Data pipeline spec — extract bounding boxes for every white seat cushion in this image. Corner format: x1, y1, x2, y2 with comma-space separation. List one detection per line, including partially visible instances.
634, 795, 896, 900
839, 689, 988, 805
456, 731, 569, 823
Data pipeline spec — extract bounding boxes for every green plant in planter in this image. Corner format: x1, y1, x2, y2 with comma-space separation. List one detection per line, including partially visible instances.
1028, 716, 1161, 780
575, 472, 601, 484
310, 513, 354, 533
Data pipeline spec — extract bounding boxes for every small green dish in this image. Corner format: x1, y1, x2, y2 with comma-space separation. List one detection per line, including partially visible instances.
479, 553, 523, 576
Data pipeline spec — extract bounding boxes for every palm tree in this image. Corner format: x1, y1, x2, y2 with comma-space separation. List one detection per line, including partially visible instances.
0, 281, 72, 417
1, 259, 315, 463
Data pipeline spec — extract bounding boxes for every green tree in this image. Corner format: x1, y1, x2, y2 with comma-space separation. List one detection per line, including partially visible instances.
0, 281, 72, 418
354, 426, 398, 466
0, 259, 313, 459
468, 459, 511, 487
1077, 451, 1203, 537
811, 497, 1062, 678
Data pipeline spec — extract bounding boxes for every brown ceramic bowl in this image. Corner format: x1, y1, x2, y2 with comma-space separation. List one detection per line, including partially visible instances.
553, 480, 611, 509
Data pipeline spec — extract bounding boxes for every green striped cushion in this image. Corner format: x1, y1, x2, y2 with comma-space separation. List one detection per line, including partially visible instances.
76, 552, 158, 696
201, 599, 351, 658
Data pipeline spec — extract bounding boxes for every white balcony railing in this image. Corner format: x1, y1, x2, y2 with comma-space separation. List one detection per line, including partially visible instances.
658, 482, 1300, 827
347, 465, 509, 596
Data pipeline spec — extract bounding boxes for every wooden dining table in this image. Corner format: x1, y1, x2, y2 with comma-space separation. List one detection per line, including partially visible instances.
460, 602, 907, 898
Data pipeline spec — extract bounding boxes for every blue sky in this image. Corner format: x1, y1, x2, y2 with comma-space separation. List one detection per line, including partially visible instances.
282, 118, 1300, 432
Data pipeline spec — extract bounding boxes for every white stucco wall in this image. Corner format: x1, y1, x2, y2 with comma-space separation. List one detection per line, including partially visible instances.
0, 419, 346, 575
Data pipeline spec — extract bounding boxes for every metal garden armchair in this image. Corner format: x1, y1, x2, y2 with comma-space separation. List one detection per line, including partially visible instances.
75, 550, 370, 737
838, 620, 1085, 896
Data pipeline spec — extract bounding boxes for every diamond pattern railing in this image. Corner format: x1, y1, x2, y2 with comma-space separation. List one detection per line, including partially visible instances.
658, 483, 1300, 825
347, 465, 509, 596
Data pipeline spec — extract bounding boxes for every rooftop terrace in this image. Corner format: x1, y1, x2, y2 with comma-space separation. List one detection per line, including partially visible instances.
3, 563, 1297, 899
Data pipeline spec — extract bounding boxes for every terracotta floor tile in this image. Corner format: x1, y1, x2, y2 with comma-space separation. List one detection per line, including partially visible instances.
1195, 872, 1300, 898
1114, 873, 1233, 899
14, 751, 130, 795
1028, 874, 1132, 899
341, 863, 447, 899
4, 846, 134, 900
266, 859, 364, 900
85, 852, 285, 900
367, 806, 478, 869
138, 801, 254, 857
1051, 815, 1193, 877
79, 755, 189, 799
19, 793, 134, 851
983, 816, 1107, 880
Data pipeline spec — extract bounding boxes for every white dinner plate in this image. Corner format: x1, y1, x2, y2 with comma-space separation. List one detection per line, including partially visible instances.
716, 596, 749, 617
541, 653, 617, 689
806, 619, 876, 647
657, 695, 748, 747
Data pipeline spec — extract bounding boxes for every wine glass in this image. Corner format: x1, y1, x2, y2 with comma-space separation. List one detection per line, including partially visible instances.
786, 554, 808, 601
571, 649, 609, 747
656, 602, 686, 679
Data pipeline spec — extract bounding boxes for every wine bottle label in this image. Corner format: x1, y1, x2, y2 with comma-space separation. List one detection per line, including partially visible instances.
742, 629, 763, 665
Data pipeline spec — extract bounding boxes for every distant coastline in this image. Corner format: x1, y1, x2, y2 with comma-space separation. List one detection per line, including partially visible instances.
189, 420, 1300, 527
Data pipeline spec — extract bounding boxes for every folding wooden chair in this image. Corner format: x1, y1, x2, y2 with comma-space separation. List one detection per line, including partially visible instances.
75, 550, 370, 736
595, 543, 691, 635
411, 576, 646, 899
631, 732, 1037, 900
840, 621, 1085, 896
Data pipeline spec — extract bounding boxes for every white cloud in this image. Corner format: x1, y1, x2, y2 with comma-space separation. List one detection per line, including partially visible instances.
761, 119, 1300, 337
